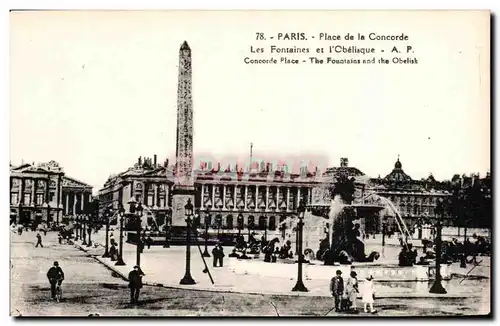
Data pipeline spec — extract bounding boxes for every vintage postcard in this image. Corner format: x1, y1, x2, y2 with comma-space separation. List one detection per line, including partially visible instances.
9, 10, 491, 317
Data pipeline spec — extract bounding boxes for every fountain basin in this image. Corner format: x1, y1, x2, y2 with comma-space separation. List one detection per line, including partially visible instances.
227, 258, 451, 281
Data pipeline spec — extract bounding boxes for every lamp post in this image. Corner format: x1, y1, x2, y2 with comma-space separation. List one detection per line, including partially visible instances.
163, 208, 172, 248
429, 198, 447, 294
75, 214, 80, 241
102, 206, 111, 258
115, 204, 126, 266
202, 206, 211, 257
134, 201, 144, 267
237, 213, 243, 239
263, 217, 268, 242
79, 214, 83, 240
217, 215, 221, 239
82, 215, 88, 246
292, 201, 308, 292
87, 202, 94, 247
180, 198, 196, 285
382, 217, 388, 247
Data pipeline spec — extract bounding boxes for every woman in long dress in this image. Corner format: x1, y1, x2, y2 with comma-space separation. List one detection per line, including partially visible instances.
345, 271, 359, 311
361, 275, 376, 313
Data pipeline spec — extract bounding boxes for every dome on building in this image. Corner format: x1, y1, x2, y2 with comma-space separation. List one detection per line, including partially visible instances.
384, 156, 412, 183
394, 157, 402, 169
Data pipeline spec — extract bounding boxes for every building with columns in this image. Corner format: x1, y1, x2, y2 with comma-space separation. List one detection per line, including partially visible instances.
98, 155, 329, 232
98, 155, 456, 236
10, 161, 93, 225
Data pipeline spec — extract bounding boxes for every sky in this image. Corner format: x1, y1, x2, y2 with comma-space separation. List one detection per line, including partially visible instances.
9, 11, 490, 193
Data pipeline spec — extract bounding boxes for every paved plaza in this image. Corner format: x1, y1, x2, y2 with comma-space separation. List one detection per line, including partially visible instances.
10, 230, 491, 316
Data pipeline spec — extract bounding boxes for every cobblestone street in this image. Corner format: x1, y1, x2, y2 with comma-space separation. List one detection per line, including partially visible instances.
10, 231, 490, 317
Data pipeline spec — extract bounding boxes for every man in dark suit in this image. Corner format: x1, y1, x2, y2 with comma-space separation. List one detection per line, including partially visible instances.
47, 261, 64, 299
128, 265, 145, 304
330, 270, 344, 312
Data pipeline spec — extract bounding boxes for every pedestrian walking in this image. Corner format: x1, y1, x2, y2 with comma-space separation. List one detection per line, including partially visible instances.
330, 270, 344, 312
109, 244, 117, 261
361, 275, 376, 313
345, 271, 359, 311
217, 244, 225, 267
18, 226, 23, 235
35, 233, 43, 248
46, 261, 64, 300
128, 265, 145, 304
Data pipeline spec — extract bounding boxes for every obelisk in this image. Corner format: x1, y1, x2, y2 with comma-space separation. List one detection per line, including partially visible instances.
171, 41, 196, 227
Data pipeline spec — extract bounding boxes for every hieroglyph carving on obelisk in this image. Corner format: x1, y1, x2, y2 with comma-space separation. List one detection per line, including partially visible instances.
175, 41, 194, 188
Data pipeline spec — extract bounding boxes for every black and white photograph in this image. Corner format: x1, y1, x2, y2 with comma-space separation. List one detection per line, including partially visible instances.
8, 10, 491, 317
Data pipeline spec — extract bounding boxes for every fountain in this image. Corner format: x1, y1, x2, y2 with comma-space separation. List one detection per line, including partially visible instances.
228, 186, 451, 283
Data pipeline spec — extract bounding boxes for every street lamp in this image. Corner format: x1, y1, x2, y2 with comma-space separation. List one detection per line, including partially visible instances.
163, 207, 172, 248
135, 202, 144, 267
429, 198, 447, 294
87, 204, 94, 247
237, 213, 243, 238
115, 204, 126, 266
202, 206, 211, 257
292, 201, 308, 292
75, 214, 80, 241
180, 198, 196, 285
263, 216, 268, 242
79, 214, 83, 240
382, 216, 388, 247
102, 206, 111, 258
82, 215, 88, 246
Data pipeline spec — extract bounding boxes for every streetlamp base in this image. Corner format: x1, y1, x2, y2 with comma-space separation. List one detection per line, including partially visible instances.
180, 274, 196, 285
292, 280, 309, 292
102, 251, 110, 258
202, 249, 211, 257
115, 258, 126, 266
429, 280, 447, 294
82, 240, 87, 246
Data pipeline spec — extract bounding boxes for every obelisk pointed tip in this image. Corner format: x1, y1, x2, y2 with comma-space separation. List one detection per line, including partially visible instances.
180, 41, 190, 50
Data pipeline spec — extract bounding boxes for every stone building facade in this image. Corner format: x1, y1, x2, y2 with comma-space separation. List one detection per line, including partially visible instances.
366, 157, 451, 233
98, 156, 455, 236
10, 161, 93, 225
98, 155, 327, 233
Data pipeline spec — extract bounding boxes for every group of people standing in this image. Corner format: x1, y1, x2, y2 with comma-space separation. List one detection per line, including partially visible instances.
330, 269, 376, 314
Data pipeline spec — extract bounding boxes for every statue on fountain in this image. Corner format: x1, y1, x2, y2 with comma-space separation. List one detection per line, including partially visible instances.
318, 203, 380, 265
262, 237, 280, 262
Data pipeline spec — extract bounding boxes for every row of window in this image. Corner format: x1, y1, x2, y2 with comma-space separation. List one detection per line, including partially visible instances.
10, 193, 55, 205
388, 196, 440, 205
194, 215, 285, 231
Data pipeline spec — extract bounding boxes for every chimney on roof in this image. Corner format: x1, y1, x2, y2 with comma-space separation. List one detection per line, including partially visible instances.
164, 159, 169, 167
138, 156, 142, 166
154, 154, 157, 167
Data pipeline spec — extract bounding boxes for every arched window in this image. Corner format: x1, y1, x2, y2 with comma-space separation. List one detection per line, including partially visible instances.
258, 216, 267, 230
248, 215, 255, 229
269, 216, 276, 230
214, 214, 222, 229
226, 215, 233, 229
204, 214, 212, 227
237, 214, 244, 229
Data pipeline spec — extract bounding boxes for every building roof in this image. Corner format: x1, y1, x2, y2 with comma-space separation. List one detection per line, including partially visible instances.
383, 157, 412, 183
62, 176, 92, 189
